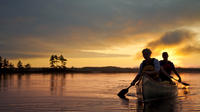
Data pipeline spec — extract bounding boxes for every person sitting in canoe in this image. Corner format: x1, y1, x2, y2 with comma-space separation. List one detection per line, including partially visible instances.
159, 52, 182, 83
131, 48, 160, 86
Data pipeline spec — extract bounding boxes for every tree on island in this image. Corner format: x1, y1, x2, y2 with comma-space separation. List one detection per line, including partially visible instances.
3, 58, 9, 68
50, 55, 56, 68
0, 56, 15, 69
0, 56, 31, 72
8, 63, 15, 69
17, 60, 23, 69
59, 55, 67, 68
25, 63, 31, 69
49, 55, 67, 68
0, 56, 2, 69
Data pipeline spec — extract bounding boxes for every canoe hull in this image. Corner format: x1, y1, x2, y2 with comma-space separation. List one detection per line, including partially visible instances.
136, 75, 178, 102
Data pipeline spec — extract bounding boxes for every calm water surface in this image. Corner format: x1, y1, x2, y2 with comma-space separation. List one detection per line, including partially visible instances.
0, 73, 199, 112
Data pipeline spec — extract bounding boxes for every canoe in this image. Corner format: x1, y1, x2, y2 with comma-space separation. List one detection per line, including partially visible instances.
135, 74, 178, 102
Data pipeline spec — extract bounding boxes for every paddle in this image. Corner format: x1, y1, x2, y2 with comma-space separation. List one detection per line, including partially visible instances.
170, 76, 190, 86
117, 85, 132, 97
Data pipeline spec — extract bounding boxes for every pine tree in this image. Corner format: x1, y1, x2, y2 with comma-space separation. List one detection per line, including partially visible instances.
50, 55, 55, 68
17, 60, 23, 69
0, 56, 2, 69
8, 63, 15, 69
3, 58, 9, 68
50, 54, 68, 68
54, 55, 59, 67
59, 55, 67, 68
25, 64, 31, 69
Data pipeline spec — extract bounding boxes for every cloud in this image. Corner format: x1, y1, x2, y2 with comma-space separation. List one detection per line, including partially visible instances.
147, 29, 195, 49
1, 0, 200, 59
178, 43, 200, 54
0, 52, 48, 59
142, 29, 200, 60
0, 37, 59, 59
67, 51, 131, 58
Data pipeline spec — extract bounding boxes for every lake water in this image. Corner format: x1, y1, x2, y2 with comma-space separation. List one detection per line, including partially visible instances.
0, 73, 199, 112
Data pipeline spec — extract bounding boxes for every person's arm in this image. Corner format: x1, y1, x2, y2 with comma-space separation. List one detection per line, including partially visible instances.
131, 63, 143, 86
131, 74, 141, 86
160, 66, 172, 78
143, 59, 160, 75
171, 63, 181, 82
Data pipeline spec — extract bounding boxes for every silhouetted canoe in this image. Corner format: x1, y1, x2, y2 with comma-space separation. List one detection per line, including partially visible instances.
135, 75, 178, 102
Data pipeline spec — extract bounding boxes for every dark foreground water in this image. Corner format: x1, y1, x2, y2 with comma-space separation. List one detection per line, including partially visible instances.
0, 73, 199, 112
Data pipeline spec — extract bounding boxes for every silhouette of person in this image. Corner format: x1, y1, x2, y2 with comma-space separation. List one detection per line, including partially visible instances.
159, 52, 182, 82
131, 48, 160, 86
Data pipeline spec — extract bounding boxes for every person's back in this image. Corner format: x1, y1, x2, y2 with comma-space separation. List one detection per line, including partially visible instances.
141, 58, 159, 80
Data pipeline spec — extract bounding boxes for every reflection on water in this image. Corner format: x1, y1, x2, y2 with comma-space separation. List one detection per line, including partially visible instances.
119, 96, 182, 112
139, 98, 181, 112
50, 74, 66, 96
0, 73, 200, 112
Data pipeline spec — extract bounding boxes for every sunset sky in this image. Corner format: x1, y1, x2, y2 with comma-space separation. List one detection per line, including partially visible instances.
1, 0, 200, 68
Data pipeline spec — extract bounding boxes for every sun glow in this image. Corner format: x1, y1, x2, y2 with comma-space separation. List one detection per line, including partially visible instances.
154, 48, 182, 67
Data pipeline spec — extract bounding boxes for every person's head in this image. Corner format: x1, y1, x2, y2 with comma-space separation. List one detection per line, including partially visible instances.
162, 52, 168, 61
142, 48, 152, 60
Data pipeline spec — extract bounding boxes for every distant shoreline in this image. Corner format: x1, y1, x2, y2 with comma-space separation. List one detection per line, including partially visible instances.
1, 66, 200, 74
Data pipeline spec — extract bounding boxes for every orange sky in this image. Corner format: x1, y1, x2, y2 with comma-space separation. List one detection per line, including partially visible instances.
1, 1, 200, 68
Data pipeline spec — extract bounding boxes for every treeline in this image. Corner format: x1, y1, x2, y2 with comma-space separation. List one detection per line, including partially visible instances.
0, 56, 31, 73
2, 54, 200, 74
0, 54, 68, 70
0, 54, 68, 74
0, 56, 31, 69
